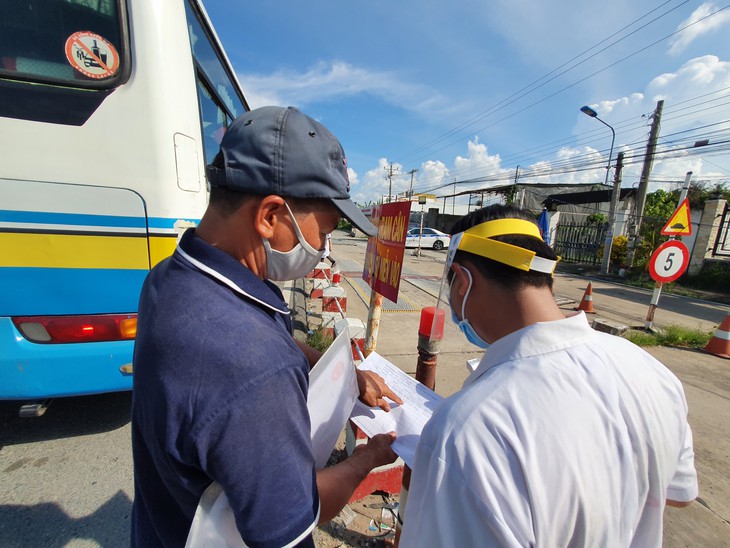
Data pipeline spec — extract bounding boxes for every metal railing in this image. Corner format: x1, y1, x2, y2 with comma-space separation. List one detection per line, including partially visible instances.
553, 223, 607, 265
712, 202, 730, 258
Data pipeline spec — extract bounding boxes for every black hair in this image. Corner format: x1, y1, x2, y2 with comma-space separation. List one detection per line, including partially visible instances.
208, 186, 257, 217
207, 152, 255, 217
450, 204, 557, 290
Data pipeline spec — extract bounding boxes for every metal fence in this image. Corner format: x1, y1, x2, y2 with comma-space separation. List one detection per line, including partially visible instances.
712, 202, 730, 258
554, 223, 607, 265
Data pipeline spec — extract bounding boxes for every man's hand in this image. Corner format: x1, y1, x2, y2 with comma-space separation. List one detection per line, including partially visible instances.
356, 369, 404, 411
353, 432, 398, 470
316, 432, 397, 523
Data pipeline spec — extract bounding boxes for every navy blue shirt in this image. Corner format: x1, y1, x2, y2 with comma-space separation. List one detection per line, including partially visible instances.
131, 229, 318, 547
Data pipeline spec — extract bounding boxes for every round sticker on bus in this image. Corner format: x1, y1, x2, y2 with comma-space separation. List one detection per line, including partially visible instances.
65, 31, 120, 79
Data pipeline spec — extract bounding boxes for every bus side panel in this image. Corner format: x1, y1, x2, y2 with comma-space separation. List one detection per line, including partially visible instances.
0, 179, 150, 399
0, 318, 134, 399
2, 267, 148, 316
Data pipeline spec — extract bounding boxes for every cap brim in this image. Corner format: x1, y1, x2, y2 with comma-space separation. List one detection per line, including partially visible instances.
332, 198, 377, 237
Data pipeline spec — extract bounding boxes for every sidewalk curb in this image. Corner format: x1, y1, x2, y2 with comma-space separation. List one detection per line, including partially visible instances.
290, 277, 310, 344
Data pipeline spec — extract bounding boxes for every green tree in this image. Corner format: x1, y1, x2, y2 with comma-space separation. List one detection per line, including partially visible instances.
634, 189, 675, 272
586, 213, 607, 225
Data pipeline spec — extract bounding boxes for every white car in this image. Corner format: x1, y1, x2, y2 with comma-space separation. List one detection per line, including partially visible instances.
404, 227, 450, 250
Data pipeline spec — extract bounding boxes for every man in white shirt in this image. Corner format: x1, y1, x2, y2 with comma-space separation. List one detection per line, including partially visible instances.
400, 204, 697, 547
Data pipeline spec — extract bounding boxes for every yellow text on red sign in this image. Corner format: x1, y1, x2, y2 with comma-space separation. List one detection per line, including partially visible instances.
362, 201, 411, 303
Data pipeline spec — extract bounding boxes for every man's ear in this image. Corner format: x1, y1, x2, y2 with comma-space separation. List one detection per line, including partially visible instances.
254, 195, 286, 239
451, 263, 471, 297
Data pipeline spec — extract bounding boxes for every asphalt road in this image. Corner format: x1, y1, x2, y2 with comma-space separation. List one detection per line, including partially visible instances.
0, 231, 727, 546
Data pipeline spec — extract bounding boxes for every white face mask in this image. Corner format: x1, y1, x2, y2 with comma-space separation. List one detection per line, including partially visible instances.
449, 267, 489, 349
263, 202, 325, 281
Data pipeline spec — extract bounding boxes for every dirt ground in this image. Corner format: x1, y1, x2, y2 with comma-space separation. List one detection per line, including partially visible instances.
314, 492, 400, 547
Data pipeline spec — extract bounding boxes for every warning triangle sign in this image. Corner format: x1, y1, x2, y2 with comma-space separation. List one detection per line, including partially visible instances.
661, 198, 692, 236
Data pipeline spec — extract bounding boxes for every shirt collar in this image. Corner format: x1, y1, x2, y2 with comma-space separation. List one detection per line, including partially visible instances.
175, 228, 289, 315
464, 312, 594, 386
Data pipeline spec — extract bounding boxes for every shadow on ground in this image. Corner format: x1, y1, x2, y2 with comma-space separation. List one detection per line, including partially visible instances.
0, 490, 132, 547
0, 391, 132, 447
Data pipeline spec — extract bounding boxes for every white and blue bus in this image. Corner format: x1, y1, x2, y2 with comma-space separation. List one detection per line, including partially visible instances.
0, 0, 248, 415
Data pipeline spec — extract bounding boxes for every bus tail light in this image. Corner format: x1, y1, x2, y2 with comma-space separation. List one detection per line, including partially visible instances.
11, 315, 138, 344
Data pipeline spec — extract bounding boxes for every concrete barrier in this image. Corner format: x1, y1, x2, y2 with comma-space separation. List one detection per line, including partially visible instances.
306, 261, 331, 280
322, 286, 347, 314
334, 317, 366, 361
310, 278, 327, 299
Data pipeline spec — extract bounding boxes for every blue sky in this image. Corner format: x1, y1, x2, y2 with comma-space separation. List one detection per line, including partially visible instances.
203, 0, 730, 208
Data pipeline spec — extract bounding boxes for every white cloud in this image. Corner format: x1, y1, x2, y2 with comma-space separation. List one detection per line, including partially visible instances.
351, 158, 405, 205
239, 60, 445, 114
649, 55, 730, 94
453, 137, 502, 178
668, 3, 730, 55
347, 167, 359, 187
419, 159, 450, 192
587, 93, 645, 116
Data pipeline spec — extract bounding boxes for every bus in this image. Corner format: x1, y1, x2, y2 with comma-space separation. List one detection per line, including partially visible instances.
0, 0, 248, 415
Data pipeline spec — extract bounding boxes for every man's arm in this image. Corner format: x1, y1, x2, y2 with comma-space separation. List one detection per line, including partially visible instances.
295, 338, 323, 368
316, 432, 397, 523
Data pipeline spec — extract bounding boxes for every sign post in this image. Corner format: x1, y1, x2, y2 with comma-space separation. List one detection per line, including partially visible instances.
645, 239, 690, 329
416, 195, 427, 257
362, 201, 411, 355
643, 193, 693, 330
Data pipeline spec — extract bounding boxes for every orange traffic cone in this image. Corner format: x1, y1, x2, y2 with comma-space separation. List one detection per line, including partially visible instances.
704, 314, 730, 359
575, 282, 596, 313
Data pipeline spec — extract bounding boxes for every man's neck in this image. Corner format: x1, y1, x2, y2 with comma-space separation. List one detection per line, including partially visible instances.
196, 210, 263, 278
473, 285, 565, 343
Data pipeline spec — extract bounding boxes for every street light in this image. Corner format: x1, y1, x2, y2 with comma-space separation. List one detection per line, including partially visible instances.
581, 105, 617, 275
580, 106, 615, 187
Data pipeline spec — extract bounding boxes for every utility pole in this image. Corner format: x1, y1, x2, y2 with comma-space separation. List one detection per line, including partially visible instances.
452, 178, 456, 215
406, 168, 418, 199
509, 165, 520, 205
627, 99, 664, 267
600, 151, 624, 275
385, 163, 397, 203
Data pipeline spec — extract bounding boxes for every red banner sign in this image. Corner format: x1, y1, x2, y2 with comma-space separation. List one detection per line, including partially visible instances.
362, 201, 411, 303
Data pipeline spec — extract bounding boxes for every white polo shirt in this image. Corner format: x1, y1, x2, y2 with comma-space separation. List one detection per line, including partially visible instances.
401, 312, 697, 548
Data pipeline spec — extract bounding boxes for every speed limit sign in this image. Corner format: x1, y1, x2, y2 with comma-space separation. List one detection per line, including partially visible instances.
648, 240, 689, 283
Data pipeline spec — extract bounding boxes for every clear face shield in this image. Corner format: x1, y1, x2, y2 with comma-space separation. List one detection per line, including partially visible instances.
428, 232, 464, 344
428, 219, 560, 344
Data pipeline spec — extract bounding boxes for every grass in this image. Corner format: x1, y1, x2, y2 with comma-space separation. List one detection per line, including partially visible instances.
306, 327, 334, 353
622, 324, 714, 349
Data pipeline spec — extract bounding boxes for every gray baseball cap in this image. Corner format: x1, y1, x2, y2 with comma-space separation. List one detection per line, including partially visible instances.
206, 106, 376, 237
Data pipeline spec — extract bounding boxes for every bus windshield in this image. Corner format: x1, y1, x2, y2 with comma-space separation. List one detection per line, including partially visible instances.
0, 0, 127, 87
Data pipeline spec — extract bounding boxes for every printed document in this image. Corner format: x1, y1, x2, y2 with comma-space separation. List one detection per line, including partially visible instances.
350, 352, 442, 468
308, 327, 359, 469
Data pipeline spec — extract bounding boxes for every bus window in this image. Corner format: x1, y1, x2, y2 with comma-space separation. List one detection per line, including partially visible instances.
184, 1, 245, 122
0, 0, 128, 88
197, 76, 231, 165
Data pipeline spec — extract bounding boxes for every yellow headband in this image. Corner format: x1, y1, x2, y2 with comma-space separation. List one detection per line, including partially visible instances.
450, 218, 558, 274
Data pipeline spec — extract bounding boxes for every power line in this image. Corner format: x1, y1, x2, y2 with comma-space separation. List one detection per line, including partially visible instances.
392, 0, 691, 165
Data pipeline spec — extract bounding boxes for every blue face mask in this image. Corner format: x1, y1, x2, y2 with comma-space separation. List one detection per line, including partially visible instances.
449, 267, 490, 349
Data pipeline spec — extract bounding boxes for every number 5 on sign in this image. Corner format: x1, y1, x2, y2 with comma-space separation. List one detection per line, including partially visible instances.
648, 240, 689, 283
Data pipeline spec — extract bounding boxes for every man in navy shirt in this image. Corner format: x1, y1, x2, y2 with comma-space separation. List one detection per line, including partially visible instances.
131, 106, 399, 547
